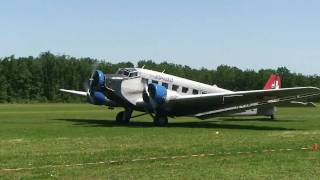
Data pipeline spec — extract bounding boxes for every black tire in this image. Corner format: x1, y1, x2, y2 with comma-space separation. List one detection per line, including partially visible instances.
154, 115, 168, 126
116, 111, 130, 124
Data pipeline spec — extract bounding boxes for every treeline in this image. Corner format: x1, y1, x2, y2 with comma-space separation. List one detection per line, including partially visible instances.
0, 52, 319, 103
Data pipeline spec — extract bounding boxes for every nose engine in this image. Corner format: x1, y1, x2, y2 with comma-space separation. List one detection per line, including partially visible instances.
88, 70, 108, 105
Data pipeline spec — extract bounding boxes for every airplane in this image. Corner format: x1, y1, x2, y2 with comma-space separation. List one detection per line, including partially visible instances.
60, 67, 320, 125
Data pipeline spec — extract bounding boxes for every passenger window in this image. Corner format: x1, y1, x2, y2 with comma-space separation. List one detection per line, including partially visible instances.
162, 82, 168, 89
201, 91, 207, 94
192, 89, 199, 95
172, 84, 179, 91
152, 80, 158, 84
182, 87, 188, 93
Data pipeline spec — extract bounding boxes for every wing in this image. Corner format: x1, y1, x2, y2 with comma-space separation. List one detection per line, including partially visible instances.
164, 87, 320, 117
59, 89, 87, 96
278, 101, 317, 107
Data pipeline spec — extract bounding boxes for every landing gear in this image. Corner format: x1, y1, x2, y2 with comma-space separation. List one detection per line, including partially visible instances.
116, 109, 132, 124
153, 115, 168, 126
115, 108, 168, 126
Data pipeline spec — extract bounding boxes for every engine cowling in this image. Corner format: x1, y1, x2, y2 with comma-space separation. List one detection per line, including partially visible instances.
92, 91, 108, 105
91, 70, 105, 89
88, 70, 108, 105
147, 83, 167, 105
143, 83, 180, 108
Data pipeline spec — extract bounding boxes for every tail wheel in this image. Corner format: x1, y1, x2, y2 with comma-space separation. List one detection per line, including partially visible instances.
154, 115, 168, 126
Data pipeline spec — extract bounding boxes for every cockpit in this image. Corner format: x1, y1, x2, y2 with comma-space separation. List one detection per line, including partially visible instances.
116, 68, 139, 78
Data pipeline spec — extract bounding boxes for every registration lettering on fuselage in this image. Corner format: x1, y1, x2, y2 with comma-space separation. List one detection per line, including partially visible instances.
149, 74, 174, 83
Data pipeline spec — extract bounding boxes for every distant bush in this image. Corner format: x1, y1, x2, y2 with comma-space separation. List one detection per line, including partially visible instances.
0, 52, 319, 103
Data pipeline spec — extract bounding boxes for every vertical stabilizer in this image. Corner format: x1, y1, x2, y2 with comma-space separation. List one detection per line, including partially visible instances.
259, 74, 282, 119
263, 74, 281, 90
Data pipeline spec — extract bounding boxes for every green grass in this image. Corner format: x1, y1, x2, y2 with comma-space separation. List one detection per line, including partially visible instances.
1, 104, 320, 179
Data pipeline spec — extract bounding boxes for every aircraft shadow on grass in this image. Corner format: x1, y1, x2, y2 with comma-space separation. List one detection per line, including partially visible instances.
54, 118, 297, 131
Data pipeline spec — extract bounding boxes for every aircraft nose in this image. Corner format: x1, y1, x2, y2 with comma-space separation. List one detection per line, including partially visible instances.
89, 70, 105, 91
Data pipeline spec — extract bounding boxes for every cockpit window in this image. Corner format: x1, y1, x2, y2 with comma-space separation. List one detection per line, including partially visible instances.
117, 68, 139, 77
123, 71, 129, 76
117, 69, 124, 75
129, 72, 138, 77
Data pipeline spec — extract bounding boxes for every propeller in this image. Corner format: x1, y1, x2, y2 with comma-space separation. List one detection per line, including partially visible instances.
143, 83, 158, 117
83, 62, 99, 104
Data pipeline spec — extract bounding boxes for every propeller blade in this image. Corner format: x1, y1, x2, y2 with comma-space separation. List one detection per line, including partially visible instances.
90, 62, 99, 79
88, 62, 99, 89
143, 83, 158, 115
83, 61, 99, 104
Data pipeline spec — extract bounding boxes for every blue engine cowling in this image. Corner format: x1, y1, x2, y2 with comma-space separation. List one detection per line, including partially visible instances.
94, 70, 105, 88
90, 70, 107, 105
147, 83, 167, 105
92, 91, 108, 105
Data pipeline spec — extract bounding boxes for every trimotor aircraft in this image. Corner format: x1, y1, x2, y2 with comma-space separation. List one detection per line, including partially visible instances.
60, 67, 320, 125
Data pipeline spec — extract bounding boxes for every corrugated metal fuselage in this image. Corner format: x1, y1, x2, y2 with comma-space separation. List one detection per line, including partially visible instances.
104, 68, 273, 117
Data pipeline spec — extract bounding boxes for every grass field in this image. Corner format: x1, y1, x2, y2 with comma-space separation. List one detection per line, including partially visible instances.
1, 104, 320, 179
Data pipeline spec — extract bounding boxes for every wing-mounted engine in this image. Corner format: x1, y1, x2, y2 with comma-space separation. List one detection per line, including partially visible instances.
144, 83, 167, 105
143, 83, 179, 110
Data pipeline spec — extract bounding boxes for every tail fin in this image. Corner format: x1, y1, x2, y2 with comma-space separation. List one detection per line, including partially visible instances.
263, 74, 281, 90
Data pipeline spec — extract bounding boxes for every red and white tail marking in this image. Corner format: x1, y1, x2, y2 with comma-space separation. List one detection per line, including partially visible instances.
264, 74, 281, 90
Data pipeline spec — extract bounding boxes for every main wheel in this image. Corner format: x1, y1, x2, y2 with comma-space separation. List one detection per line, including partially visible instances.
154, 115, 168, 126
116, 111, 130, 124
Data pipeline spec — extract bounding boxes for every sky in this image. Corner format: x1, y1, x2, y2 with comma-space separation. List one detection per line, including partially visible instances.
0, 0, 320, 75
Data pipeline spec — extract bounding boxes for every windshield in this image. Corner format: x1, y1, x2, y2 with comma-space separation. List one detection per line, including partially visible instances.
117, 68, 139, 77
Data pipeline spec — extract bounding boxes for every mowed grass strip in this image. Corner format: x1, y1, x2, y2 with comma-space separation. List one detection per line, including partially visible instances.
0, 103, 320, 179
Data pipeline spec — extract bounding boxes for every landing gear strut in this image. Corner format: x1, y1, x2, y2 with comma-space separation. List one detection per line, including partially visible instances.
116, 108, 168, 126
116, 109, 132, 124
